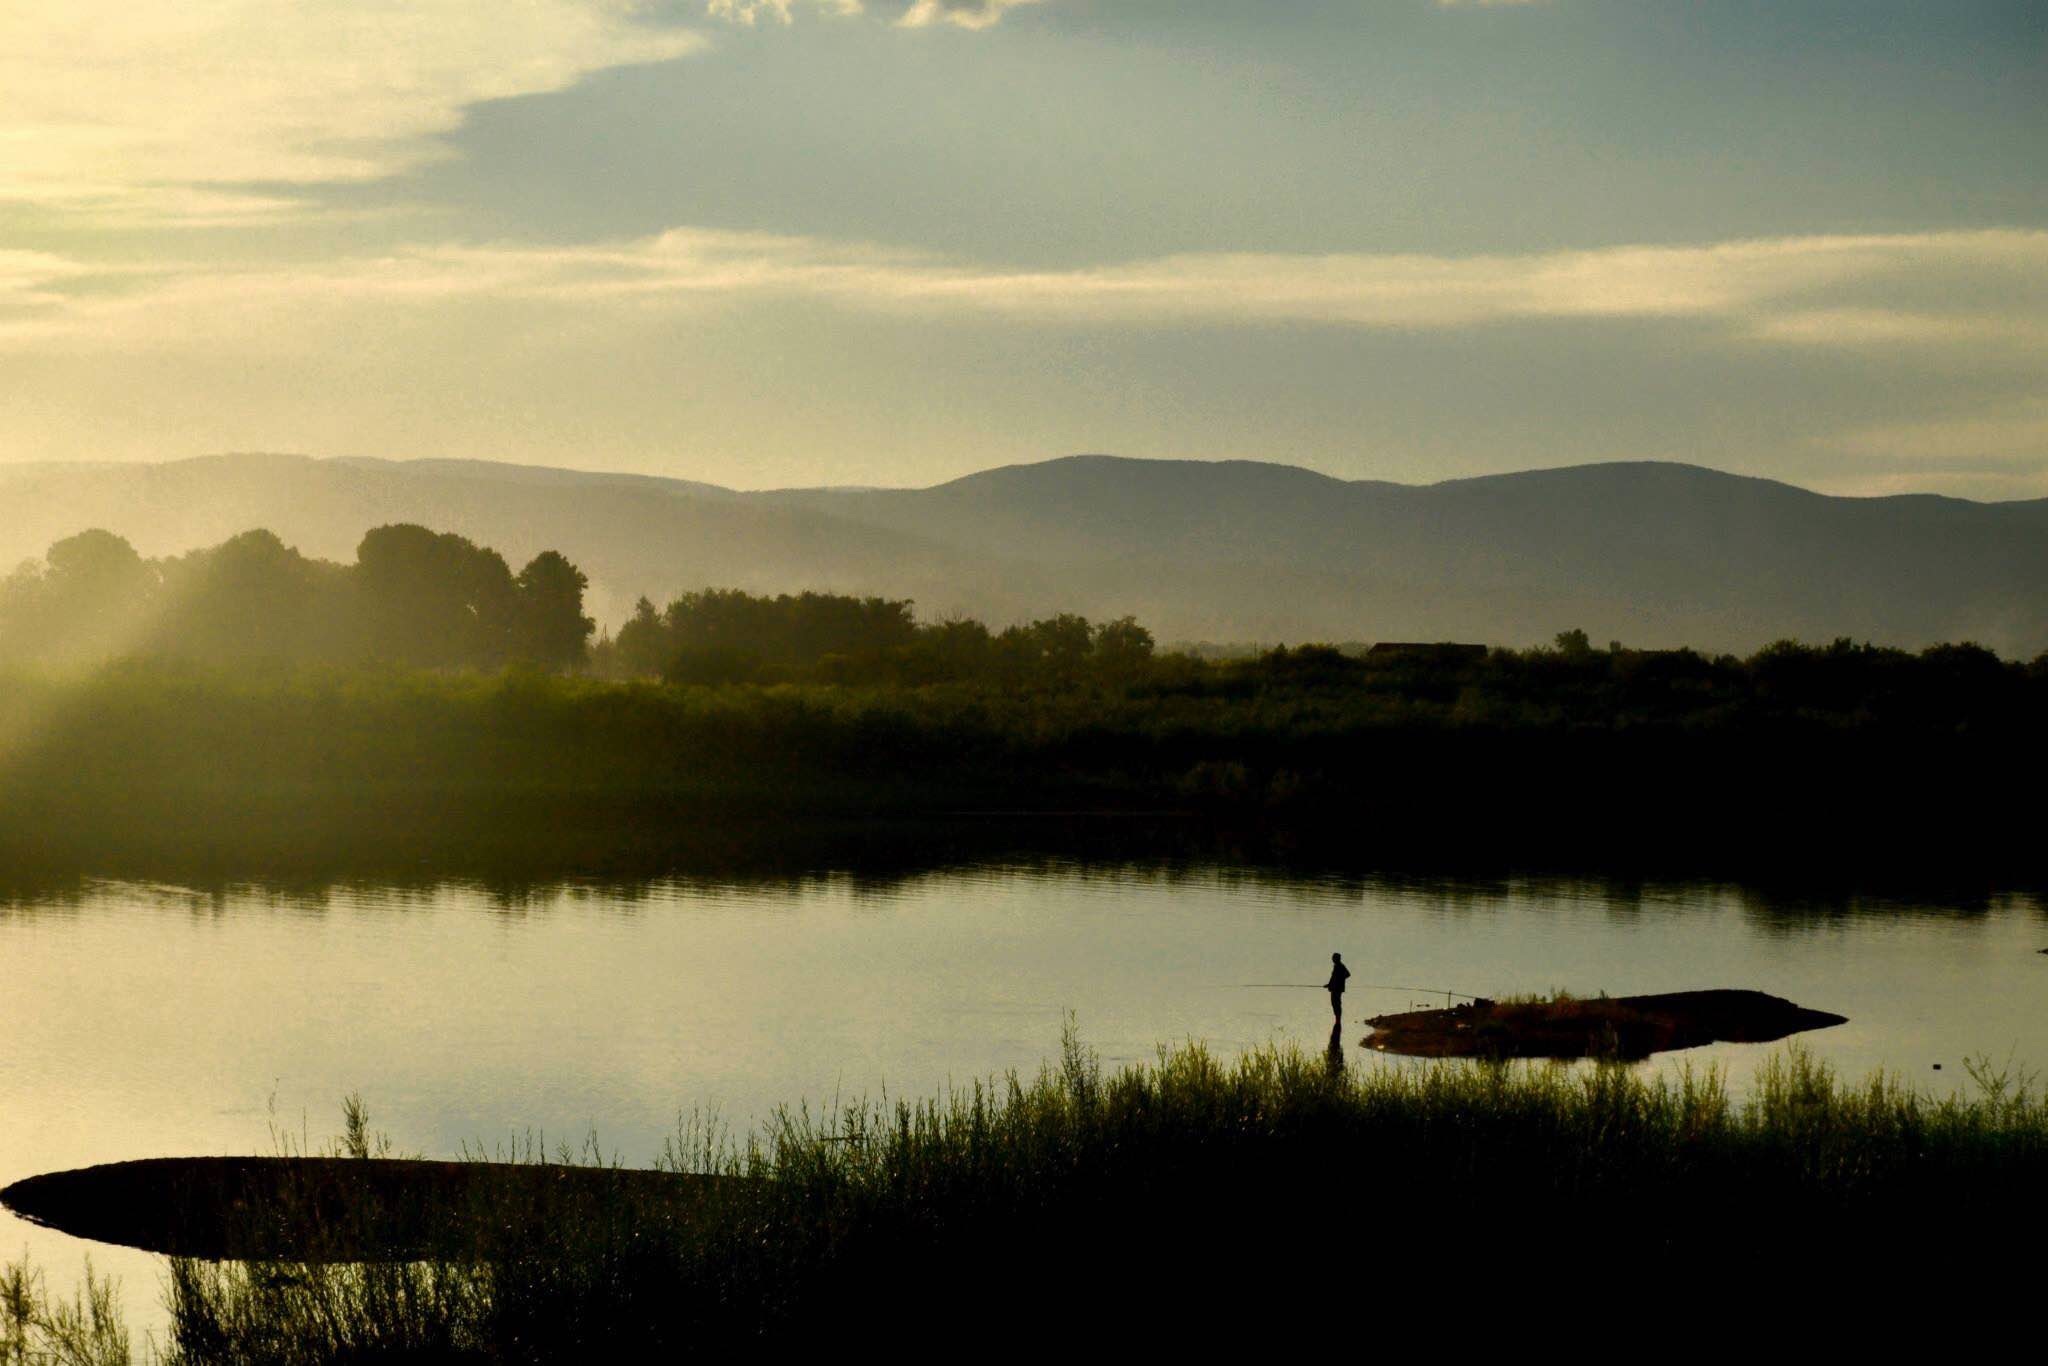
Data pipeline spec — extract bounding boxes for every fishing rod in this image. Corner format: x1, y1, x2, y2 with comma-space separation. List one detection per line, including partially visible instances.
1225, 983, 1485, 1004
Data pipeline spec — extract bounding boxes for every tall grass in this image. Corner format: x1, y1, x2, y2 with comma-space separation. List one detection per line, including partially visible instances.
131, 1030, 2048, 1359
0, 1258, 130, 1366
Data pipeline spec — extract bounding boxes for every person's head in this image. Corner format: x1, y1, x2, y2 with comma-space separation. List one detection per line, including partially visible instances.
1332, 952, 1342, 962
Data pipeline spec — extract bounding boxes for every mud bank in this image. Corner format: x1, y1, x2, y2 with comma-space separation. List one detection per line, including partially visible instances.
1365, 989, 1847, 1060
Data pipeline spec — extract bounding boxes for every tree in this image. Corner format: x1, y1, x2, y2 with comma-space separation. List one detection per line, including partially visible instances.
911, 616, 993, 682
0, 523, 600, 673
1021, 613, 1096, 679
1092, 616, 1156, 678
32, 530, 156, 663
649, 588, 919, 682
512, 551, 595, 670
154, 529, 343, 663
613, 597, 668, 677
354, 524, 518, 668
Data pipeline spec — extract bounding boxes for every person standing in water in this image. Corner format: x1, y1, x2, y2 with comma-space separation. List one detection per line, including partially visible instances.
1326, 952, 1351, 1022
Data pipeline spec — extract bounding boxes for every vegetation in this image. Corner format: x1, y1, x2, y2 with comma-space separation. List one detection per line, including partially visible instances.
3, 625, 2043, 874
9, 520, 2044, 704
0, 527, 593, 672
3, 526, 2044, 873
12, 1032, 2046, 1358
0, 1258, 129, 1366
600, 587, 1157, 685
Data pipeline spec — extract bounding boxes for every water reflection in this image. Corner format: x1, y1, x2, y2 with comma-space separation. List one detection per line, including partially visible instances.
7, 814, 2043, 917
7, 845, 2047, 1347
8, 865, 2042, 928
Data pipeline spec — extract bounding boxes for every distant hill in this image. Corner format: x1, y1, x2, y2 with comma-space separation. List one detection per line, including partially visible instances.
0, 454, 1013, 630
4, 452, 2045, 654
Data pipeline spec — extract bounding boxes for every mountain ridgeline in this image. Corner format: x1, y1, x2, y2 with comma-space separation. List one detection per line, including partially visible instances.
3, 453, 2046, 654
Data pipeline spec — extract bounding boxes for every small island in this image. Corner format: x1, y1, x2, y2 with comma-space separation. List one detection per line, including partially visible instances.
0, 1157, 727, 1262
1364, 989, 1848, 1061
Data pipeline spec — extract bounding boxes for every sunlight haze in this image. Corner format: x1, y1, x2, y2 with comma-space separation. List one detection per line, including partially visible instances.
4, 2, 2044, 495
5, 10, 2048, 1353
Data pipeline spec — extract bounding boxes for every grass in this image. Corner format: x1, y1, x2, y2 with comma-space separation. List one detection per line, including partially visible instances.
12, 1026, 2046, 1360
0, 1258, 130, 1366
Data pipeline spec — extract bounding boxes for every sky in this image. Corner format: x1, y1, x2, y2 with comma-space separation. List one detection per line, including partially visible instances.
2, 1, 2044, 496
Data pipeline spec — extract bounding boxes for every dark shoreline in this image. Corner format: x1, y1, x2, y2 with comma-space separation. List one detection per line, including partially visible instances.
3, 804, 2042, 909
3, 658, 2042, 893
2, 1158, 729, 1263
1364, 988, 1850, 1060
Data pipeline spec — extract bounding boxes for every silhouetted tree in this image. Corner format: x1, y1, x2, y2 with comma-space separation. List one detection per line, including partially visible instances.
512, 551, 595, 670
0, 530, 158, 664
1255, 644, 1361, 687
1009, 613, 1095, 681
355, 524, 518, 668
613, 597, 668, 677
0, 523, 599, 674
911, 617, 993, 682
153, 529, 350, 664
1093, 616, 1156, 679
651, 588, 918, 682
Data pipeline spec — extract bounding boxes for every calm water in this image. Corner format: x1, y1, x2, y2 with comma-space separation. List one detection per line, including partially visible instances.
5, 864, 2046, 1338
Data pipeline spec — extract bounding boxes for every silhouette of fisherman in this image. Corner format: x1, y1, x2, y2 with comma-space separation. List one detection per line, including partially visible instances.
1326, 952, 1351, 1022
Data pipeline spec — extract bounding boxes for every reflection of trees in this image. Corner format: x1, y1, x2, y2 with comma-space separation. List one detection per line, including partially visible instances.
1733, 884, 2024, 937
10, 823, 2037, 926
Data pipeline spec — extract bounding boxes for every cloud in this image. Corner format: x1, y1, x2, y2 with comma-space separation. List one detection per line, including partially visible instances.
706, 1, 865, 23
9, 227, 2045, 356
0, 3, 703, 223
8, 224, 2043, 499
1828, 401, 2048, 466
0, 250, 90, 293
707, 1, 1034, 27
1814, 399, 2048, 500
1749, 309, 2048, 350
897, 1, 1041, 29
0, 251, 100, 324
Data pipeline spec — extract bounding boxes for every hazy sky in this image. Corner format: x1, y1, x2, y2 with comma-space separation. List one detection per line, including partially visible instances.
3, 2, 2044, 495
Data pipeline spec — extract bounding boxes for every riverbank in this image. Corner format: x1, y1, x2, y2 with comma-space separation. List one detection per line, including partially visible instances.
9, 1032, 2045, 1360
3, 664, 2043, 881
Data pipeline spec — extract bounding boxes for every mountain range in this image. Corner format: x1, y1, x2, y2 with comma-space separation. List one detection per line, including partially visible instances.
3, 453, 2044, 654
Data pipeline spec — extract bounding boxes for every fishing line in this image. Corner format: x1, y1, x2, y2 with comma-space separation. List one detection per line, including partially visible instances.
1221, 983, 1483, 1001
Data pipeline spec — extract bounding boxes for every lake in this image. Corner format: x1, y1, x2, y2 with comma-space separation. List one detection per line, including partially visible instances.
5, 860, 2045, 1342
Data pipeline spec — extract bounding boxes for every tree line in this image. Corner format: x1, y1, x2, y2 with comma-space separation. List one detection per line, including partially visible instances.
597, 590, 1157, 685
1190, 630, 2048, 729
8, 526, 2045, 730
0, 526, 594, 670
595, 592, 2048, 731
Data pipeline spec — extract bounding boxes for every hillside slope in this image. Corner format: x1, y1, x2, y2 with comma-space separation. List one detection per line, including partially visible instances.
4, 453, 2044, 653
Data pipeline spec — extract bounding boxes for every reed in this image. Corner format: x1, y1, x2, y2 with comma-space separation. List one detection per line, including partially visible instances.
10, 1030, 2043, 1358
0, 1256, 130, 1366
133, 1029, 2048, 1358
